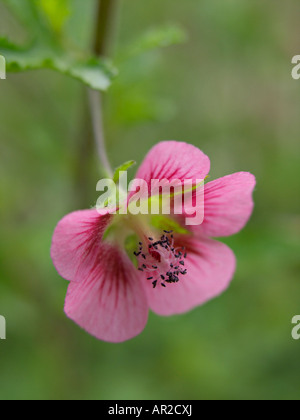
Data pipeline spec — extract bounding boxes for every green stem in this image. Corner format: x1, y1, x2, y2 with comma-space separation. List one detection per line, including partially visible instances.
88, 0, 119, 177
88, 89, 113, 177
94, 0, 119, 56
74, 0, 118, 206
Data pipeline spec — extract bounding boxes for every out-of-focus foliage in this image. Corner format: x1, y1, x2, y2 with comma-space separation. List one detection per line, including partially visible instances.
0, 0, 116, 90
0, 1, 187, 91
0, 37, 116, 90
39, 0, 71, 34
121, 24, 188, 60
0, 0, 300, 401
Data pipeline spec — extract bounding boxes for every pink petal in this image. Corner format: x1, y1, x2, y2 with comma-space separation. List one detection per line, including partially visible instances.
143, 236, 236, 316
64, 244, 149, 343
135, 141, 210, 187
195, 172, 256, 237
51, 209, 112, 283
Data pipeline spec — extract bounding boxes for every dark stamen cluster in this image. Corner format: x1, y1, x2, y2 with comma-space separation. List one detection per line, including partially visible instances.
134, 230, 188, 289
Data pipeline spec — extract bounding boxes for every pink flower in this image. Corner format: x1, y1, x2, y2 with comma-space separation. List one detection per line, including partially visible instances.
51, 141, 256, 343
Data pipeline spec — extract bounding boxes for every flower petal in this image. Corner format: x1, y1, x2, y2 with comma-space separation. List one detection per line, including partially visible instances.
143, 236, 236, 316
196, 172, 256, 237
51, 209, 112, 283
135, 141, 210, 187
64, 245, 149, 343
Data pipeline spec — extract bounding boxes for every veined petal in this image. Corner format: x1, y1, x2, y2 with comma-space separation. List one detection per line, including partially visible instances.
51, 209, 112, 283
135, 141, 210, 188
196, 172, 256, 237
65, 244, 149, 343
143, 236, 236, 316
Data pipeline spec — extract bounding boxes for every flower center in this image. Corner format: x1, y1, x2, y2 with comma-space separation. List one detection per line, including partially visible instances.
134, 231, 188, 289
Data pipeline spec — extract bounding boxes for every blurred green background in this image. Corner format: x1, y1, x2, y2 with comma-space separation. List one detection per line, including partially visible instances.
0, 0, 300, 400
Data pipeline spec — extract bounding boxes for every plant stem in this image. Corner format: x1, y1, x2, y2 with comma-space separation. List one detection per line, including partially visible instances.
88, 0, 119, 177
94, 0, 119, 56
74, 0, 118, 206
88, 89, 113, 177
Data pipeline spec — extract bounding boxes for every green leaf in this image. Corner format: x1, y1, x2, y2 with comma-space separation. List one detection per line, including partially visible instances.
2, 0, 51, 40
1, 1, 117, 90
55, 56, 117, 91
113, 160, 136, 184
0, 38, 117, 91
0, 38, 50, 71
38, 0, 70, 34
123, 24, 188, 59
